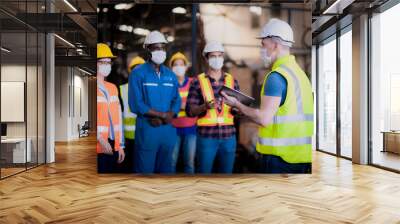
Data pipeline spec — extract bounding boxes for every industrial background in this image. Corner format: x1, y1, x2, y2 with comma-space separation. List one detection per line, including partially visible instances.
97, 2, 311, 172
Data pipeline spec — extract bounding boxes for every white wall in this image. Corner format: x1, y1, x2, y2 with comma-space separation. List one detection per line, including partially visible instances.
54, 67, 89, 141
55, 66, 69, 141
1, 65, 35, 138
71, 72, 89, 139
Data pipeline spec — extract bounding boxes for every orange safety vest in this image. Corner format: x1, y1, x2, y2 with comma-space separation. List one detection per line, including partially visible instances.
197, 73, 234, 127
97, 81, 123, 153
172, 77, 197, 128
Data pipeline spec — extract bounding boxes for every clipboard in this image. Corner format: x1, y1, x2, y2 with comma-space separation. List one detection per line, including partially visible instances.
218, 86, 255, 106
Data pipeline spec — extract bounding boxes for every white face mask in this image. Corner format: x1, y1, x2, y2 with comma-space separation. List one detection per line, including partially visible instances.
151, 50, 166, 65
172, 65, 186, 77
208, 57, 224, 70
98, 64, 111, 77
260, 48, 273, 68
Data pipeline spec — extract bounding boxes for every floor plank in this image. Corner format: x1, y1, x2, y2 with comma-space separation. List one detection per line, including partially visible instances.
0, 136, 400, 223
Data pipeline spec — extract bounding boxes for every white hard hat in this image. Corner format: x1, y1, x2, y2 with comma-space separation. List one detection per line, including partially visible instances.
202, 41, 224, 56
257, 18, 294, 46
143, 31, 167, 48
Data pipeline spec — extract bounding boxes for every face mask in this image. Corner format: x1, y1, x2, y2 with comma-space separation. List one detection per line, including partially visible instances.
208, 57, 224, 70
151, 50, 166, 65
98, 64, 111, 77
172, 65, 186, 77
260, 48, 273, 68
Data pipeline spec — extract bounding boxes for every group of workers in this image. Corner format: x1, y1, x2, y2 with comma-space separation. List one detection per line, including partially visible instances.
96, 18, 314, 174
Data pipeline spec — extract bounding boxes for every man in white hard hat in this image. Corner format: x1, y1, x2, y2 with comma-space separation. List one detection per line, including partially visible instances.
128, 30, 181, 174
186, 41, 240, 174
222, 18, 314, 173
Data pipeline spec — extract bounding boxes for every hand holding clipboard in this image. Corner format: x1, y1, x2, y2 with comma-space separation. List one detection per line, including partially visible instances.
219, 86, 255, 107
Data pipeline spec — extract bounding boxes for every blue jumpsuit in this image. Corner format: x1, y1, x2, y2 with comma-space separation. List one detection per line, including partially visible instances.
128, 62, 181, 174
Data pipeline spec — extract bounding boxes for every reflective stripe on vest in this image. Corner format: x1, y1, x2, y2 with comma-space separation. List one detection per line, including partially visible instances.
124, 125, 136, 131
258, 137, 312, 146
120, 84, 136, 140
256, 55, 314, 164
97, 81, 123, 153
97, 125, 108, 133
272, 113, 313, 124
196, 73, 234, 126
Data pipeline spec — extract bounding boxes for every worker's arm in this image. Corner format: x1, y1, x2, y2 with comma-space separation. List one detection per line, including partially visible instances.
170, 75, 182, 115
238, 95, 280, 127
229, 79, 242, 116
222, 72, 285, 127
118, 100, 125, 150
189, 103, 209, 116
116, 99, 125, 163
222, 92, 280, 127
185, 78, 212, 117
129, 70, 150, 115
128, 70, 171, 121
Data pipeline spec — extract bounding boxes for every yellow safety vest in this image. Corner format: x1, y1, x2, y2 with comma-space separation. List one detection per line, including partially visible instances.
197, 73, 234, 126
119, 83, 137, 140
177, 78, 192, 118
256, 55, 314, 163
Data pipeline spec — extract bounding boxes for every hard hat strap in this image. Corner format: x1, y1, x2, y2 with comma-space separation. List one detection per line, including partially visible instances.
265, 35, 293, 47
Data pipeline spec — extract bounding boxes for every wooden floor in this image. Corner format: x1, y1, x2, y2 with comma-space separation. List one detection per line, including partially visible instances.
1, 167, 26, 178
1, 136, 400, 223
372, 150, 400, 171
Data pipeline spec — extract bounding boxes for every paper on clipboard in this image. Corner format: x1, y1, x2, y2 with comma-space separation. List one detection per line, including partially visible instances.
218, 86, 255, 106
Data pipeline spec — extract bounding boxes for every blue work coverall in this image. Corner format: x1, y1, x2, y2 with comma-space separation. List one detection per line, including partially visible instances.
128, 62, 181, 174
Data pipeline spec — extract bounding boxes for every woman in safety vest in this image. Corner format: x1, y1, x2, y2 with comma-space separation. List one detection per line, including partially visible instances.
170, 52, 197, 174
97, 43, 125, 173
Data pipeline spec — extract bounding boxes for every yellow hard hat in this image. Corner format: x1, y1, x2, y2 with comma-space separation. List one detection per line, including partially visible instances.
97, 43, 116, 59
128, 56, 145, 72
169, 52, 189, 67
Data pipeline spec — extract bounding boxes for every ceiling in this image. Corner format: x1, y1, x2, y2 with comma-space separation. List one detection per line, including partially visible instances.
312, 0, 390, 43
0, 0, 97, 72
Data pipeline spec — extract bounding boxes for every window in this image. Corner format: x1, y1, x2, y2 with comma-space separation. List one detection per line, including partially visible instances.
317, 37, 337, 154
339, 28, 352, 158
0, 1, 46, 179
370, 3, 400, 171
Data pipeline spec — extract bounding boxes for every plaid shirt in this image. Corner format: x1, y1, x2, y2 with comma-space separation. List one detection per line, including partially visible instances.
185, 73, 240, 139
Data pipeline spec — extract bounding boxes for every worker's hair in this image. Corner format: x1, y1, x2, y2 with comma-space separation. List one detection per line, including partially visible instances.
204, 52, 224, 59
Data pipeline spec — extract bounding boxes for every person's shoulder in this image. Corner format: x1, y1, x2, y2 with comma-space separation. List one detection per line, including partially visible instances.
104, 81, 118, 93
267, 71, 286, 83
194, 73, 207, 80
162, 65, 176, 77
224, 72, 239, 85
131, 63, 147, 76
